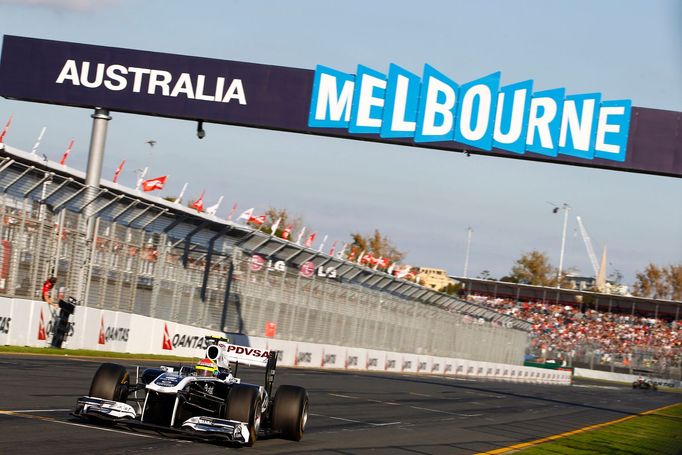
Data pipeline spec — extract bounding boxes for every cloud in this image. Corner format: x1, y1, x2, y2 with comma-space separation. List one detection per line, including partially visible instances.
0, 0, 119, 12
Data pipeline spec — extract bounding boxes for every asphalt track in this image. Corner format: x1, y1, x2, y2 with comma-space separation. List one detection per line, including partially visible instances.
0, 354, 680, 454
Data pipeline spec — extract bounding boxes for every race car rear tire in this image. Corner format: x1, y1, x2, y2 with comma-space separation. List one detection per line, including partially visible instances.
89, 363, 129, 403
271, 385, 308, 441
224, 385, 262, 446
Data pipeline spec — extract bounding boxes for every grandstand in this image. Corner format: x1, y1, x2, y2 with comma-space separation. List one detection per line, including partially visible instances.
0, 142, 530, 365
457, 279, 681, 381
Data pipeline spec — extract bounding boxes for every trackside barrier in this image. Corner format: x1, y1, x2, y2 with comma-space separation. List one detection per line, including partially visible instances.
0, 296, 572, 385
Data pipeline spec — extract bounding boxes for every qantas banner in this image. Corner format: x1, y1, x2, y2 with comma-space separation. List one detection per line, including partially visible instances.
0, 296, 579, 384
0, 35, 680, 177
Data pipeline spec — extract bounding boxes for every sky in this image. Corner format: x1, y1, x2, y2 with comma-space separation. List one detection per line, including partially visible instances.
0, 0, 680, 287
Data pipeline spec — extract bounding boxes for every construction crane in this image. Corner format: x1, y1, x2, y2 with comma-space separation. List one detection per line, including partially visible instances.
575, 215, 600, 277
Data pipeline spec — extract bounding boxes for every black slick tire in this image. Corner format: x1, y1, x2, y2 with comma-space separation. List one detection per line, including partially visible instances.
271, 385, 309, 441
89, 363, 129, 402
225, 384, 262, 446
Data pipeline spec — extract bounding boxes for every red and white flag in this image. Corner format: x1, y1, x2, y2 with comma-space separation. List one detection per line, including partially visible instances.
336, 242, 348, 259
59, 139, 75, 165
328, 240, 338, 256
270, 217, 282, 235
227, 202, 238, 221
135, 167, 148, 190
142, 175, 167, 192
295, 227, 306, 245
31, 126, 47, 155
175, 182, 188, 204
248, 214, 266, 226
281, 225, 292, 240
304, 232, 317, 248
192, 191, 205, 212
113, 160, 126, 183
206, 196, 223, 216
0, 115, 12, 143
237, 208, 254, 223
317, 235, 328, 252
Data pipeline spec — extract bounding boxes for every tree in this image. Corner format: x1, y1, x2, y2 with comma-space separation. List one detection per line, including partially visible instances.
262, 207, 303, 237
667, 264, 682, 301
632, 263, 682, 301
477, 270, 493, 280
349, 229, 405, 263
503, 250, 562, 286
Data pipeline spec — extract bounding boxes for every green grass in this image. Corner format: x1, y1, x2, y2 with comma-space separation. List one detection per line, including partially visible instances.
0, 345, 198, 362
518, 403, 682, 454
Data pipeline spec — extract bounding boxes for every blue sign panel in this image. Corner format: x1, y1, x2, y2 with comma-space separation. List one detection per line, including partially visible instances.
0, 35, 680, 177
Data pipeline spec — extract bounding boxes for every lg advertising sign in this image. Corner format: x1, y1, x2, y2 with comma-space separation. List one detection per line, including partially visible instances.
0, 35, 680, 177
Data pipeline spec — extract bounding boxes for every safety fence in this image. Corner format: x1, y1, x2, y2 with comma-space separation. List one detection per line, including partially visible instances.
0, 146, 531, 365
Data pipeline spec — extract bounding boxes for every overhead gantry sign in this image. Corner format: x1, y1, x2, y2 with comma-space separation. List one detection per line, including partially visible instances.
0, 35, 680, 177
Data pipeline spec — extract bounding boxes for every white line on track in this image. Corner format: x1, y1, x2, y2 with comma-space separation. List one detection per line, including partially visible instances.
329, 393, 358, 399
409, 406, 482, 417
0, 410, 191, 442
310, 413, 401, 427
409, 392, 432, 397
5, 409, 71, 413
367, 399, 400, 405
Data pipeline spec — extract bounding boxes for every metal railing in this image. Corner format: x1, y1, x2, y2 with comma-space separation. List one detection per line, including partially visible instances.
0, 146, 530, 364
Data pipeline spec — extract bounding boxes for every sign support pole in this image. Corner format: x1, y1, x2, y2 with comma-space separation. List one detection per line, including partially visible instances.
78, 107, 111, 305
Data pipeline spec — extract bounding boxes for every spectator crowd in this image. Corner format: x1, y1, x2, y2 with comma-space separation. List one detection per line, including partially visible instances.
466, 294, 682, 370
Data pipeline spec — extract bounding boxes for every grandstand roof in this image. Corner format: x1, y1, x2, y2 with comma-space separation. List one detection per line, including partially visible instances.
454, 276, 681, 320
0, 142, 532, 331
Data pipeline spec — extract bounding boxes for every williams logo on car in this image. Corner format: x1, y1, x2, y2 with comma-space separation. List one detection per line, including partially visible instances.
0, 316, 10, 334
161, 323, 209, 351
98, 316, 130, 345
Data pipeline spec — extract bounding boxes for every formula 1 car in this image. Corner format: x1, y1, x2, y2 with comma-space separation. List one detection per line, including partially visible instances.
73, 336, 308, 446
632, 377, 658, 390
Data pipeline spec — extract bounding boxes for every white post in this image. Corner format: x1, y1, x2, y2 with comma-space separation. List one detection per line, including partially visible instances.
463, 227, 472, 278
557, 204, 570, 287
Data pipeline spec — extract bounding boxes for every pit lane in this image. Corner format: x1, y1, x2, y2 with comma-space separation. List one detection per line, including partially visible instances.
0, 354, 679, 454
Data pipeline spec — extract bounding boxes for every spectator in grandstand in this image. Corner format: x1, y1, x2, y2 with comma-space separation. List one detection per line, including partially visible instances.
466, 293, 681, 369
42, 276, 58, 309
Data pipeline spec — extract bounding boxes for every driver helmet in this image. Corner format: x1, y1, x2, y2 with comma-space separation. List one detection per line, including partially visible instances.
195, 357, 218, 377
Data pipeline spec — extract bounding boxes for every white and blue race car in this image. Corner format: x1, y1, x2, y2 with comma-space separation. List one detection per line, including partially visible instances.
73, 336, 308, 446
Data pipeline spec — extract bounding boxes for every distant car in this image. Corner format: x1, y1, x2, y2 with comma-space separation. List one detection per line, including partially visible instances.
632, 376, 658, 390
73, 336, 308, 446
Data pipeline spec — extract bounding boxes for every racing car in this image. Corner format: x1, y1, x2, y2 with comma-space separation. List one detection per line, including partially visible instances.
73, 336, 308, 446
632, 376, 658, 390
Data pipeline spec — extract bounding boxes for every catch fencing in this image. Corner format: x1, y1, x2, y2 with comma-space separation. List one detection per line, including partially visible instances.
0, 148, 530, 365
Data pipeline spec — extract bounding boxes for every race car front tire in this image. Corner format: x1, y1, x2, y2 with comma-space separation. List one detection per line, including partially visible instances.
224, 385, 262, 446
89, 363, 129, 403
271, 385, 309, 441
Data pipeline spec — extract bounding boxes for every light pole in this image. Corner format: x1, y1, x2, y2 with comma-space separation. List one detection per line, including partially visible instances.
463, 227, 473, 278
554, 203, 570, 288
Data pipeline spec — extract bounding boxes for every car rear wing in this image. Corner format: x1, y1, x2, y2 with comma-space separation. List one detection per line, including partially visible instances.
205, 336, 278, 397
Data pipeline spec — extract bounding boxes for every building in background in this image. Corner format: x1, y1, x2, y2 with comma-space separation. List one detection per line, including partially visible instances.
417, 267, 455, 292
